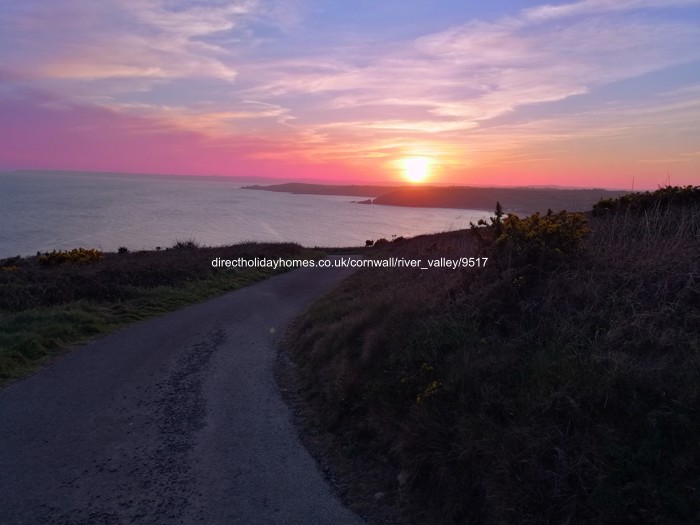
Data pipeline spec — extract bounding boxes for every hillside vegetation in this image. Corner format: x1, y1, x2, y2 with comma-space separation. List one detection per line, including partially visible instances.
245, 182, 628, 215
371, 185, 628, 215
0, 241, 321, 382
286, 186, 700, 525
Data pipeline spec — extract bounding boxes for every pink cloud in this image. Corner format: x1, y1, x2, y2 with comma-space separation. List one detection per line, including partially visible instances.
0, 88, 369, 181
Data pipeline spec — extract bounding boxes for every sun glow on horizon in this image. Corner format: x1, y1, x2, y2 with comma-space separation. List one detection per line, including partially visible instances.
401, 156, 432, 183
0, 2, 698, 189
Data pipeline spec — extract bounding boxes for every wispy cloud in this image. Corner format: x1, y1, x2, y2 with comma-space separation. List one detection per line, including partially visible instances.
0, 0, 302, 84
234, 4, 699, 175
523, 0, 700, 21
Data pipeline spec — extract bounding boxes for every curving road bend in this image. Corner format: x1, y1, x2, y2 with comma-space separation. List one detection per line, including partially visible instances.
0, 257, 364, 525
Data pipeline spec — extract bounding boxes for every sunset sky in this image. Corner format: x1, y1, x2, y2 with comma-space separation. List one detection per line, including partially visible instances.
1, 0, 699, 188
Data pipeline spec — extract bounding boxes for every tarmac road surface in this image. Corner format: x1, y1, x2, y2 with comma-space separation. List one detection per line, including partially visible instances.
0, 257, 364, 525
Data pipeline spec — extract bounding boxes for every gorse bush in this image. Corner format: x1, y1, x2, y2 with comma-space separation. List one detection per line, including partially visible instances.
496, 209, 590, 268
38, 248, 103, 265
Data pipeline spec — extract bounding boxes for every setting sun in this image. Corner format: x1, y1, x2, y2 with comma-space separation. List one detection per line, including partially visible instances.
401, 157, 431, 183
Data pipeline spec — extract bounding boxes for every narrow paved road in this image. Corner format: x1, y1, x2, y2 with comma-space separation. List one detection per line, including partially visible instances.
0, 258, 364, 525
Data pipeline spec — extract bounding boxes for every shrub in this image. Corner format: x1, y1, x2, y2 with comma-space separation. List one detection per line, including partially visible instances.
117, 246, 129, 254
38, 248, 103, 266
172, 239, 200, 250
1, 256, 21, 268
496, 209, 590, 269
592, 184, 700, 216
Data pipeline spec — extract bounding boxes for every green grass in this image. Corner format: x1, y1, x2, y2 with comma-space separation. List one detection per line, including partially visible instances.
286, 187, 700, 525
0, 241, 323, 382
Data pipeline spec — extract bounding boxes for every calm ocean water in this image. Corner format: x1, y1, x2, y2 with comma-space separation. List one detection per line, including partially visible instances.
0, 171, 489, 258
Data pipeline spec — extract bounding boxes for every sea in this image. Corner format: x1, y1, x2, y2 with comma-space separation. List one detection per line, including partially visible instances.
0, 171, 489, 258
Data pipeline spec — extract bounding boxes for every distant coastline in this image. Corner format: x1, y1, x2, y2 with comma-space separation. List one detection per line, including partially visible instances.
242, 182, 629, 215
241, 182, 400, 198
1, 172, 481, 258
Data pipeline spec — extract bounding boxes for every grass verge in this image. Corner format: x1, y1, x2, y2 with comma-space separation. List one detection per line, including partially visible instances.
0, 241, 322, 383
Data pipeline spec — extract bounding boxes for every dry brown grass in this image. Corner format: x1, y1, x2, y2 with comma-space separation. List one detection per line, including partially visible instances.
286, 189, 700, 524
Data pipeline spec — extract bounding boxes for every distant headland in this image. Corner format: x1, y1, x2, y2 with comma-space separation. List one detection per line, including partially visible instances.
242, 182, 629, 215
